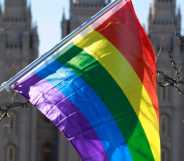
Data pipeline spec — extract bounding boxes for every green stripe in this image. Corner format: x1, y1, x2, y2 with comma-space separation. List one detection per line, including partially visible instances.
55, 45, 155, 161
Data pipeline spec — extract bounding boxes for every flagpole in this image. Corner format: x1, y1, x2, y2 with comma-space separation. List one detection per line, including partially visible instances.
0, 0, 123, 92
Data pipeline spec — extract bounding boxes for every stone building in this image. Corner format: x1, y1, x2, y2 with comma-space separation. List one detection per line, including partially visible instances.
0, 0, 183, 161
0, 0, 66, 161
0, 0, 109, 161
62, 0, 184, 161
62, 0, 110, 38
148, 0, 184, 161
0, 0, 43, 161
59, 0, 110, 160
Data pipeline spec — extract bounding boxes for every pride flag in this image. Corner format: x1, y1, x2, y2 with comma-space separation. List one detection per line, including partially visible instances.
13, 0, 160, 161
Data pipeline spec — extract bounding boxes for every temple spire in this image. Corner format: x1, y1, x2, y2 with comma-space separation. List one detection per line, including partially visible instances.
0, 3, 2, 15
176, 7, 181, 33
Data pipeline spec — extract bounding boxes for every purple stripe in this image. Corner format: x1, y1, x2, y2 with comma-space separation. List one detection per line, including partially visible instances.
14, 74, 108, 161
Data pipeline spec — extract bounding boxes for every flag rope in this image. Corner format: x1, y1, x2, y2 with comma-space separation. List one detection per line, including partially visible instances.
0, 0, 123, 93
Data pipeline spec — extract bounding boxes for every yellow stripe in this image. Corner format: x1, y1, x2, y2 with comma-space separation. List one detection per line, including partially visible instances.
72, 29, 160, 161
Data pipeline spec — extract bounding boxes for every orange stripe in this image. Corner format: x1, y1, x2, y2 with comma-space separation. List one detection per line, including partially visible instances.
73, 29, 160, 161
95, 1, 159, 118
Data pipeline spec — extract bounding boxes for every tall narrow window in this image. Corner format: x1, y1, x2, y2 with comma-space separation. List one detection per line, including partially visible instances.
162, 87, 169, 101
6, 144, 16, 161
42, 142, 52, 161
9, 112, 16, 131
181, 39, 184, 52
161, 148, 169, 161
161, 114, 169, 137
163, 87, 166, 100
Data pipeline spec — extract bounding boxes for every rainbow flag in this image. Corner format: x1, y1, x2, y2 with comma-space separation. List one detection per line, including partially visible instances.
13, 0, 160, 161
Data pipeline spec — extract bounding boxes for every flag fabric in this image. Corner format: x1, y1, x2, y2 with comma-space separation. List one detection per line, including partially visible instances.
13, 0, 160, 161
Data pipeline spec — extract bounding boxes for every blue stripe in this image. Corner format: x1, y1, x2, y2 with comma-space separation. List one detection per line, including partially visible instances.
36, 62, 132, 161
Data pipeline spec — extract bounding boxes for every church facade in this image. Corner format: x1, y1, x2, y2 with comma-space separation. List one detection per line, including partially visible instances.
0, 1, 59, 161
0, 0, 107, 161
59, 0, 110, 160
0, 0, 183, 161
62, 0, 184, 161
149, 0, 184, 161
62, 0, 110, 38
0, 0, 39, 161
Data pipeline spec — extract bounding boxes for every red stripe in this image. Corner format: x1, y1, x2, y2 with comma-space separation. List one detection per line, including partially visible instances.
96, 1, 159, 118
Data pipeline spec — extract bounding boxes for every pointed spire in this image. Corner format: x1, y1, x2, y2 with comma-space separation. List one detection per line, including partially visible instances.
27, 6, 32, 19
61, 4, 69, 21
0, 3, 2, 15
62, 10, 66, 21
176, 7, 181, 34
61, 10, 71, 38
177, 7, 181, 18
148, 5, 153, 22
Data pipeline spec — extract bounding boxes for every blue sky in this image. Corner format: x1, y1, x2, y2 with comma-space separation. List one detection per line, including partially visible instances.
1, 0, 184, 54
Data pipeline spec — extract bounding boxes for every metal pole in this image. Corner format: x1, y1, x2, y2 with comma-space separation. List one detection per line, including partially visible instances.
0, 0, 122, 92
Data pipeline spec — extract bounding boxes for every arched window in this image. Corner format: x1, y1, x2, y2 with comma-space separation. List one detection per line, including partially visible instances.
161, 114, 169, 137
162, 87, 166, 100
161, 148, 170, 161
162, 87, 169, 101
6, 144, 16, 161
9, 112, 16, 131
